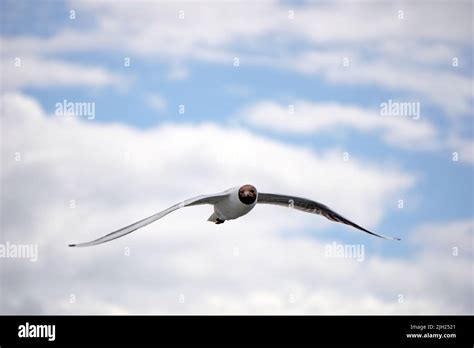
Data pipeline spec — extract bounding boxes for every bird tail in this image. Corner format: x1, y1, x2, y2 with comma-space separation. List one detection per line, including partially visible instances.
207, 212, 219, 223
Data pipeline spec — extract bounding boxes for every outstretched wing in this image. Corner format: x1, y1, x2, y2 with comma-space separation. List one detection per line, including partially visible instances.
257, 193, 400, 240
69, 191, 231, 247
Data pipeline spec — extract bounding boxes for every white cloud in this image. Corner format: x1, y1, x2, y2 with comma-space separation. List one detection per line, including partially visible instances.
1, 92, 471, 315
410, 219, 473, 254
377, 42, 459, 65
1, 56, 124, 90
240, 100, 439, 151
2, 92, 414, 229
286, 1, 472, 44
321, 60, 472, 116
2, 1, 471, 115
2, 92, 449, 315
5, 1, 469, 55
1, 0, 473, 313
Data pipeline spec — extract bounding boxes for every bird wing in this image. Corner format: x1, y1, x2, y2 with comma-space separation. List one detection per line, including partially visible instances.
69, 190, 231, 247
257, 193, 400, 240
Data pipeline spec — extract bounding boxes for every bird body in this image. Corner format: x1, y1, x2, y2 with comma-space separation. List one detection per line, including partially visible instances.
69, 184, 400, 247
211, 185, 257, 222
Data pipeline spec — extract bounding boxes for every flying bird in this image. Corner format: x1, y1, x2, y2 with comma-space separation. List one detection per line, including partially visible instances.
69, 184, 400, 247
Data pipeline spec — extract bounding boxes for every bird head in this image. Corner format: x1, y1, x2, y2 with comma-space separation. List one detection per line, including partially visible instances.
238, 184, 257, 205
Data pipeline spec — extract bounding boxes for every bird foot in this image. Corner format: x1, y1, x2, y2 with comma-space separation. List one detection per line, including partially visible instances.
215, 218, 225, 224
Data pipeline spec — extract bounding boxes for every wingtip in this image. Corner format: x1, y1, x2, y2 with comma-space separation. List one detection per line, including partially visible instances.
387, 236, 401, 241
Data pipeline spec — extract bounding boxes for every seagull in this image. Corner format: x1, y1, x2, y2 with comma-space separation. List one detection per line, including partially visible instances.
69, 184, 400, 247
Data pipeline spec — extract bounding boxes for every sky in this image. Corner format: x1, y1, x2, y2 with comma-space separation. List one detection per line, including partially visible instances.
0, 0, 473, 314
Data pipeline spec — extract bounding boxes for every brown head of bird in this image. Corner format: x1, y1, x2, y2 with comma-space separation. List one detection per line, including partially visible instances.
238, 184, 257, 205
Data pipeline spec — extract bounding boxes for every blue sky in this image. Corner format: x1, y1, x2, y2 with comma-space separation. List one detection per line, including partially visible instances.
1, 0, 472, 314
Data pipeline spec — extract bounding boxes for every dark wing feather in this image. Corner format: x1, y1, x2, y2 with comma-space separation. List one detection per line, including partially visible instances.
257, 193, 400, 240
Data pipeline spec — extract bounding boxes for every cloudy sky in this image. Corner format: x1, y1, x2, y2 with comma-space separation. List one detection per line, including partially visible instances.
0, 0, 472, 314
